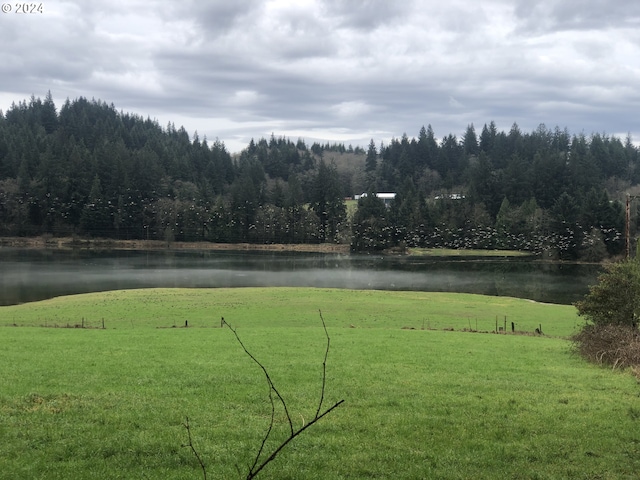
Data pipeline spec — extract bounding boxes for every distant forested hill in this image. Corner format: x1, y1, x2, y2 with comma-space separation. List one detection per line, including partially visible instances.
0, 94, 637, 260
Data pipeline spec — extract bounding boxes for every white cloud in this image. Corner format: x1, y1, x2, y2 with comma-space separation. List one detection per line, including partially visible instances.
331, 101, 374, 118
228, 90, 263, 106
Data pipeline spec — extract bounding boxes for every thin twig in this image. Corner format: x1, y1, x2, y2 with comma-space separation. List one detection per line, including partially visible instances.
222, 320, 295, 435
223, 314, 344, 480
250, 378, 276, 475
316, 309, 330, 418
222, 319, 292, 478
182, 416, 207, 480
246, 399, 345, 480
182, 314, 344, 479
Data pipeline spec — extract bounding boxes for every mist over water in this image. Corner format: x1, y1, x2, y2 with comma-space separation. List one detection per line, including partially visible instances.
0, 248, 600, 306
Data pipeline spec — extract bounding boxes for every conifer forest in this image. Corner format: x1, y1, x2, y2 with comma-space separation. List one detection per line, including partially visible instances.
1, 93, 637, 260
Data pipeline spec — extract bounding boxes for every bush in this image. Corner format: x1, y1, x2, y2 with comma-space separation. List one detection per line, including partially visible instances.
574, 259, 640, 328
571, 323, 640, 370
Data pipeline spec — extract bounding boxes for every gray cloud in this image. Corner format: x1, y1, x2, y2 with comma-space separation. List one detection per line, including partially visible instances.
1, 0, 639, 152
514, 0, 640, 33
322, 0, 415, 30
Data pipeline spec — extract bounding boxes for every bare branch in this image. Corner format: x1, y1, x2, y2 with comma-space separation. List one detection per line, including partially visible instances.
247, 399, 345, 480
316, 309, 330, 418
223, 320, 295, 437
182, 314, 343, 480
249, 378, 276, 476
223, 313, 344, 480
181, 416, 207, 480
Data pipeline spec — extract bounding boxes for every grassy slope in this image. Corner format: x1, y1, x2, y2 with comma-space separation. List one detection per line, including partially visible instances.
1, 288, 638, 479
0, 287, 578, 336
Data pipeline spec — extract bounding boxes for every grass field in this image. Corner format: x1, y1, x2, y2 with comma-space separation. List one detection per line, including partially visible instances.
1, 288, 639, 479
406, 247, 534, 257
0, 287, 578, 336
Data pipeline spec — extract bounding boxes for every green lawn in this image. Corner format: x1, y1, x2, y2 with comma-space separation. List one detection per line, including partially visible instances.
0, 287, 578, 336
1, 288, 638, 479
407, 247, 534, 257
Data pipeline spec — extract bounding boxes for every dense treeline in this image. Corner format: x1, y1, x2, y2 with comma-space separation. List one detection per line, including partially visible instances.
0, 94, 345, 244
0, 94, 636, 260
357, 123, 636, 259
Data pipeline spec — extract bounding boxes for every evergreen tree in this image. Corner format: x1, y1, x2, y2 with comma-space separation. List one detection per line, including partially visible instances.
365, 139, 377, 172
462, 124, 479, 157
351, 191, 391, 251
416, 125, 439, 171
80, 175, 112, 236
437, 134, 462, 185
468, 152, 502, 218
309, 160, 346, 243
41, 91, 58, 135
479, 121, 497, 154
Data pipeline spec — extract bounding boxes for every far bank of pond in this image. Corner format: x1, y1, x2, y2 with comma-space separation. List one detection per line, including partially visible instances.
0, 236, 351, 253
0, 236, 544, 256
0, 245, 601, 306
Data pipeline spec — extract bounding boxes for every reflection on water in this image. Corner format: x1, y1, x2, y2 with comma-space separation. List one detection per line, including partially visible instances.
0, 248, 601, 306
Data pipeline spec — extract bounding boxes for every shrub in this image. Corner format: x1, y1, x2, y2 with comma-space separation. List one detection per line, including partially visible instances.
571, 323, 640, 370
574, 259, 640, 328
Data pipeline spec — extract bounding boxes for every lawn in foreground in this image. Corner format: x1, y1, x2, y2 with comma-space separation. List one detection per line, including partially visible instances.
1, 288, 638, 479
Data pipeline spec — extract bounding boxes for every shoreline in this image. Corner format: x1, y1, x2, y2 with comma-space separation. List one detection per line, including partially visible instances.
0, 236, 352, 254
0, 236, 609, 263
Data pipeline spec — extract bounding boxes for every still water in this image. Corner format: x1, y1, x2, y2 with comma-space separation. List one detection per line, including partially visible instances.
0, 248, 601, 306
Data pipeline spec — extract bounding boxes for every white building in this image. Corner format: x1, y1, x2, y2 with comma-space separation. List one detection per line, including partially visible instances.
354, 192, 396, 207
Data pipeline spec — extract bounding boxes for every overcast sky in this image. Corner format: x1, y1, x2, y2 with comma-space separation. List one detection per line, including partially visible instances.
1, 0, 639, 153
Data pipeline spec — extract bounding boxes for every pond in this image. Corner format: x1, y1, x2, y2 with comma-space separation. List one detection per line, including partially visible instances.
0, 248, 601, 306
